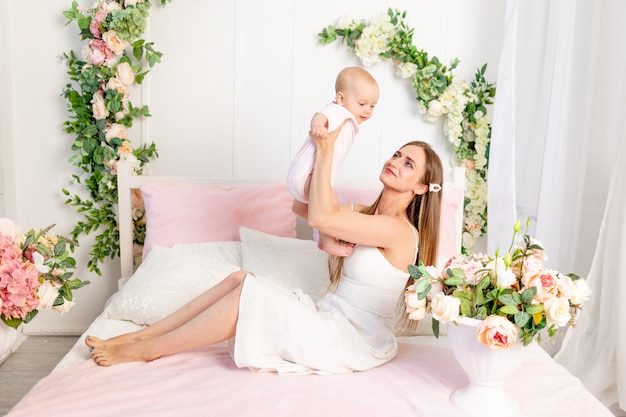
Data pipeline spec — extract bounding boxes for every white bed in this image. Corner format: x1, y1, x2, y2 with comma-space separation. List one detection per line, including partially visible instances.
6, 162, 613, 417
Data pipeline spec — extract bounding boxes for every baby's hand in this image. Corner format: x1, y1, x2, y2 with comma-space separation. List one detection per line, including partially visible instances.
309, 125, 329, 140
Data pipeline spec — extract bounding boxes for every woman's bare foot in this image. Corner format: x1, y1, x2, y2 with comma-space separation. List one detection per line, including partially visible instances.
84, 331, 142, 349
85, 336, 158, 366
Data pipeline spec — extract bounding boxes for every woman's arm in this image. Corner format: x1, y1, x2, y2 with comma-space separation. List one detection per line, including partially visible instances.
307, 123, 408, 250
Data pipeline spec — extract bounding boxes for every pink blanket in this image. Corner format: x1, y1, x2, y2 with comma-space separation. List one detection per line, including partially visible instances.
6, 342, 611, 417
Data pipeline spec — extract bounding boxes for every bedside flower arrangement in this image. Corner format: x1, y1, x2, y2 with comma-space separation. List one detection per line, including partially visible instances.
405, 220, 592, 348
319, 8, 495, 253
0, 219, 89, 329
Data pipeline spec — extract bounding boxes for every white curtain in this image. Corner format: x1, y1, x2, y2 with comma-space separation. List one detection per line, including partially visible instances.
488, 0, 625, 412
556, 135, 626, 413
487, 0, 518, 254
511, 0, 598, 273
489, 1, 599, 271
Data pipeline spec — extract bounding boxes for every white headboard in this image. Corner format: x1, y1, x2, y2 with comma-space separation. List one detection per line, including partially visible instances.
117, 161, 465, 278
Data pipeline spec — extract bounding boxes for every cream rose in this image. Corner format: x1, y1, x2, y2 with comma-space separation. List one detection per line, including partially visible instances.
476, 315, 518, 349
91, 91, 109, 120
102, 30, 128, 55
118, 140, 133, 155
404, 284, 428, 321
106, 77, 129, 100
37, 281, 61, 310
430, 293, 460, 323
116, 62, 135, 86
543, 297, 572, 327
52, 299, 76, 315
105, 123, 128, 142
395, 62, 417, 79
570, 278, 592, 306
556, 274, 576, 299
427, 100, 444, 118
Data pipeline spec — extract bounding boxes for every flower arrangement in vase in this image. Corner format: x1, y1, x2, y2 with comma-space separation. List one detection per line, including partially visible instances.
404, 219, 592, 349
0, 218, 88, 329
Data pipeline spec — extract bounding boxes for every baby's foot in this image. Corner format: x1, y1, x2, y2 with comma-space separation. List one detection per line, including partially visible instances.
321, 238, 355, 257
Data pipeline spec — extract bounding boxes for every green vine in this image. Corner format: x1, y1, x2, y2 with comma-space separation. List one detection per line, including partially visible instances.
320, 9, 496, 252
60, 0, 170, 275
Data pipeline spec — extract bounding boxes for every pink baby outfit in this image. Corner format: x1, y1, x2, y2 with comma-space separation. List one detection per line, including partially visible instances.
287, 102, 359, 203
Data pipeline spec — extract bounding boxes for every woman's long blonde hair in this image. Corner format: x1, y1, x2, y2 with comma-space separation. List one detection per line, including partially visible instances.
327, 141, 443, 332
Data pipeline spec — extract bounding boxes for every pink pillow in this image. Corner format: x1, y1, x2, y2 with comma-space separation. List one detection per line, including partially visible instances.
141, 183, 297, 258
438, 186, 463, 261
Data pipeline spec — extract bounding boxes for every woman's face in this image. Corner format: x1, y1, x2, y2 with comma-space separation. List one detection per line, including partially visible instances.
379, 144, 428, 195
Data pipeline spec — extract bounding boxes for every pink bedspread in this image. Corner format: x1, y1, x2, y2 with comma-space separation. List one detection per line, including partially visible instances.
6, 342, 611, 417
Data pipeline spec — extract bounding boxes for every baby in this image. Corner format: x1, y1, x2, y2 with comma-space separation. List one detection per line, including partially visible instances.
287, 66, 379, 256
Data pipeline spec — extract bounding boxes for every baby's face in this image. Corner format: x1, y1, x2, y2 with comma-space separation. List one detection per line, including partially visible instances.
338, 81, 379, 124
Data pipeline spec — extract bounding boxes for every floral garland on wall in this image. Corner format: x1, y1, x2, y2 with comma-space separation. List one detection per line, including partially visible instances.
319, 9, 496, 253
60, 0, 170, 274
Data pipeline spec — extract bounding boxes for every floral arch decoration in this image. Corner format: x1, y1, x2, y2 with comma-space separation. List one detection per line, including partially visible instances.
61, 0, 170, 275
319, 9, 496, 253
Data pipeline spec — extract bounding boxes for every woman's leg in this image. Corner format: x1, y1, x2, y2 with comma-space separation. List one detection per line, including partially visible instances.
85, 271, 247, 353
89, 279, 244, 366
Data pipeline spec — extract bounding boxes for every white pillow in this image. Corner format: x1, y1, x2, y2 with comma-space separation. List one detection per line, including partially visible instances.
104, 242, 242, 325
239, 227, 330, 302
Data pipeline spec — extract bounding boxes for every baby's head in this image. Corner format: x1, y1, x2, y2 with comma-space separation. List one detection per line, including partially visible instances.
334, 67, 379, 124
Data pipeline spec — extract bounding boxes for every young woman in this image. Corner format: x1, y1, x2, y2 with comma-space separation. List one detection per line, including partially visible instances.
86, 124, 443, 374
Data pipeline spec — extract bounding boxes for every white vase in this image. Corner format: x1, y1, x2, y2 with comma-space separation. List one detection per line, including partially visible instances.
446, 317, 526, 417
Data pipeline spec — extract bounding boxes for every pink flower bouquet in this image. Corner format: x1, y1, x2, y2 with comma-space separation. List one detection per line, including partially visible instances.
0, 218, 89, 329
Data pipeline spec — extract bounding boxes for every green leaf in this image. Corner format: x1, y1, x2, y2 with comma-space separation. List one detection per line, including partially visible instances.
414, 279, 431, 300
499, 305, 519, 315
476, 275, 490, 290
521, 286, 537, 304
498, 293, 517, 306
525, 304, 544, 315
514, 311, 531, 328
432, 319, 440, 338
2, 317, 23, 329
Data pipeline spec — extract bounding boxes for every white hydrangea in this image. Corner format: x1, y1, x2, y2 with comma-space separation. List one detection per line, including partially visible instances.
354, 14, 395, 66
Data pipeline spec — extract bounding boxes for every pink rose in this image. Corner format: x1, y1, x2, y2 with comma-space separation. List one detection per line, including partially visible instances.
89, 9, 107, 38
522, 269, 559, 303
477, 315, 518, 350
443, 254, 485, 285
83, 39, 115, 66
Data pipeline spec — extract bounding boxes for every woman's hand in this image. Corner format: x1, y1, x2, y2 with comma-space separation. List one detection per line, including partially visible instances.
311, 119, 348, 152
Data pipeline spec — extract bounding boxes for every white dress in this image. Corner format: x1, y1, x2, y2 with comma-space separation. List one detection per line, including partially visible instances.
231, 225, 417, 375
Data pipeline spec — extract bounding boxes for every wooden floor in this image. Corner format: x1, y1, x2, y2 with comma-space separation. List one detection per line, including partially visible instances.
0, 336, 79, 416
